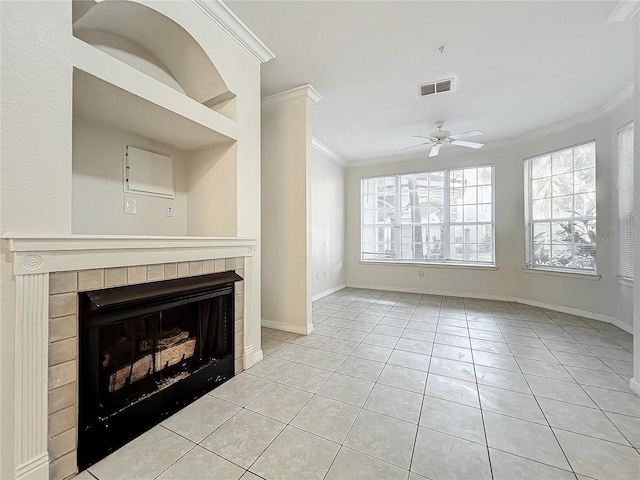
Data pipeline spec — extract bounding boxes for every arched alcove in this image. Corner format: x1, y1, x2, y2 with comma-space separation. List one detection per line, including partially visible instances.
74, 0, 236, 116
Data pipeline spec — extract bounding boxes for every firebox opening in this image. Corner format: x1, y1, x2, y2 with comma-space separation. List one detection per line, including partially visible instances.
78, 272, 241, 470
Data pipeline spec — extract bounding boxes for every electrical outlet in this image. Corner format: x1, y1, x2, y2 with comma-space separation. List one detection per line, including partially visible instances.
165, 202, 175, 217
418, 269, 425, 278
316, 273, 319, 280
323, 271, 326, 278
124, 197, 137, 215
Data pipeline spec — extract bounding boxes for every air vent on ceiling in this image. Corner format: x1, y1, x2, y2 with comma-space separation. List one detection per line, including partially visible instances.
419, 78, 454, 97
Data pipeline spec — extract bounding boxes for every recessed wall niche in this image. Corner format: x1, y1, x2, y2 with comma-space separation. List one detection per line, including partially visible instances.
71, 1, 239, 237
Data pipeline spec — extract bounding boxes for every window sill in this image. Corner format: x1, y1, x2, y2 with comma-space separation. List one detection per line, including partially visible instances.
616, 276, 633, 287
360, 260, 498, 271
521, 267, 600, 280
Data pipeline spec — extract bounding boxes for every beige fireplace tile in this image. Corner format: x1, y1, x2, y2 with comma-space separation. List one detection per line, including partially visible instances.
49, 315, 76, 342
49, 338, 77, 367
78, 269, 104, 291
49, 383, 76, 414
226, 257, 237, 270
236, 268, 245, 279
147, 264, 165, 281
50, 450, 77, 480
189, 260, 203, 275
235, 316, 244, 331
49, 405, 76, 437
50, 271, 78, 295
235, 332, 243, 349
104, 267, 127, 287
177, 262, 190, 277
203, 259, 215, 274
236, 281, 244, 295
235, 306, 244, 322
235, 357, 243, 375
50, 293, 77, 319
127, 265, 147, 284
49, 360, 77, 390
214, 259, 226, 272
49, 427, 77, 461
164, 263, 178, 279
236, 257, 245, 270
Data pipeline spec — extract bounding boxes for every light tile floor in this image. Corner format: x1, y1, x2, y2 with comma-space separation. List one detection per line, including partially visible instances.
79, 288, 640, 480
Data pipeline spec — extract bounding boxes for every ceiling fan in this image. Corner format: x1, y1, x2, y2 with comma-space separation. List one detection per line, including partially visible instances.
402, 121, 484, 157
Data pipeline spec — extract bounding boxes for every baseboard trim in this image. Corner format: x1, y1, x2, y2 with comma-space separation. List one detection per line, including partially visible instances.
345, 283, 633, 334
16, 453, 49, 480
262, 319, 313, 335
312, 284, 347, 302
630, 378, 640, 397
252, 349, 264, 364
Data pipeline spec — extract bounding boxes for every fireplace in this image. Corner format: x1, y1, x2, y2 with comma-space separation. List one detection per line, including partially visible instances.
78, 271, 241, 469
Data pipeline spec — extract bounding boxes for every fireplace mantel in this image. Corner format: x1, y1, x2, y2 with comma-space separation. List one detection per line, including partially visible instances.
4, 234, 258, 275
3, 234, 261, 480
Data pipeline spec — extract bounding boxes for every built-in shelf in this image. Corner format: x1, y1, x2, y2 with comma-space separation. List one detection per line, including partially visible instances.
72, 37, 238, 151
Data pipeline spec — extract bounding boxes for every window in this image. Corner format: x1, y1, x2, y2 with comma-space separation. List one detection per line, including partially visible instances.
525, 141, 596, 273
618, 122, 634, 281
361, 165, 494, 265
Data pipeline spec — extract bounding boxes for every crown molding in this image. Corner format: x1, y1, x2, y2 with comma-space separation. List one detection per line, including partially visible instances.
261, 84, 323, 111
602, 82, 634, 113
607, 1, 640, 22
192, 0, 275, 63
312, 137, 344, 165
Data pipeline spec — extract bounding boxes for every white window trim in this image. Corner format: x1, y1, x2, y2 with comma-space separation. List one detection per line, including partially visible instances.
524, 140, 597, 276
360, 165, 496, 267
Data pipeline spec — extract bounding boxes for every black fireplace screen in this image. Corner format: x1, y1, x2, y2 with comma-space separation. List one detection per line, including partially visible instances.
78, 271, 241, 469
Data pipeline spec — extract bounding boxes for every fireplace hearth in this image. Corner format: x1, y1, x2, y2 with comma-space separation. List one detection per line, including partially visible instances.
78, 271, 241, 469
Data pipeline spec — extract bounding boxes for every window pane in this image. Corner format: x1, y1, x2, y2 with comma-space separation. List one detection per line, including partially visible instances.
478, 185, 492, 203
531, 178, 551, 200
464, 186, 477, 204
464, 205, 477, 222
477, 166, 492, 185
574, 143, 595, 170
552, 149, 573, 174
574, 169, 595, 194
532, 222, 550, 243
552, 173, 573, 197
531, 156, 551, 178
552, 195, 573, 219
574, 193, 596, 217
477, 205, 490, 222
532, 199, 551, 220
464, 168, 477, 186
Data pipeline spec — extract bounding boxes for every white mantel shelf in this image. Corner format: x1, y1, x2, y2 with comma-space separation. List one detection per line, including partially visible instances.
4, 234, 258, 275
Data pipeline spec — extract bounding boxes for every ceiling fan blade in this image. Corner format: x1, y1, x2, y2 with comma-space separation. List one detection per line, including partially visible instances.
398, 142, 431, 151
429, 144, 441, 157
451, 140, 484, 149
412, 135, 434, 140
449, 130, 483, 140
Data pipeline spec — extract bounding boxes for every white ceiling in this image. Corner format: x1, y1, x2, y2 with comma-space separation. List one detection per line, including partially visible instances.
226, 1, 634, 163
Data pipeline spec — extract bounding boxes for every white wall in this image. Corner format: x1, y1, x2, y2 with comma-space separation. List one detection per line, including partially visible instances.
72, 116, 189, 235
346, 105, 633, 330
311, 147, 346, 298
186, 142, 238, 236
261, 97, 312, 334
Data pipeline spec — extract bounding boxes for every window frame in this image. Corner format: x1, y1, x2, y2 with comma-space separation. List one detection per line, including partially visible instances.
524, 140, 597, 275
360, 164, 495, 266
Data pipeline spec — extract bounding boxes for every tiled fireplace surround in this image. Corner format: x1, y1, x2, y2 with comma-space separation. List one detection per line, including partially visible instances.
5, 236, 259, 480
